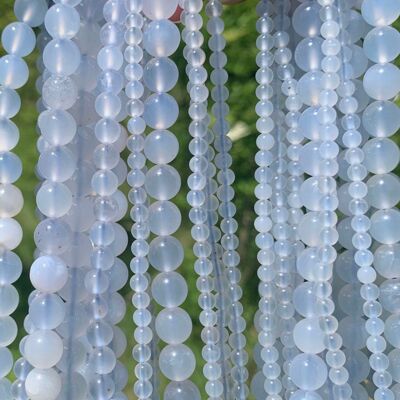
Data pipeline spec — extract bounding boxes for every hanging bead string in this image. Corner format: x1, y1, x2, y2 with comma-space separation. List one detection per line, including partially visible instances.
205, 1, 249, 398
84, 0, 128, 398
141, 2, 198, 395
181, 0, 228, 399
334, 2, 373, 399
357, 1, 400, 399
124, 1, 156, 399
23, 0, 83, 399
0, 0, 46, 397
253, 1, 285, 399
272, 1, 304, 398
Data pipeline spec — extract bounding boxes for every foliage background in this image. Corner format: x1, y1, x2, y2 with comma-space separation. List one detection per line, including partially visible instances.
1, 1, 399, 399
1, 1, 263, 398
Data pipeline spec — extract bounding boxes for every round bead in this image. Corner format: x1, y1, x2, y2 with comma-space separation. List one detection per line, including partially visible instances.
0, 119, 19, 151
293, 318, 325, 354
289, 354, 327, 391
363, 138, 399, 174
148, 201, 181, 236
145, 165, 181, 201
38, 110, 76, 145
30, 255, 68, 293
361, 0, 400, 26
370, 209, 400, 245
363, 64, 400, 101
0, 284, 18, 317
164, 380, 200, 400
0, 218, 22, 250
367, 174, 400, 209
151, 272, 188, 307
38, 147, 75, 182
364, 27, 400, 63
0, 316, 17, 346
29, 293, 66, 330
24, 330, 63, 369
363, 101, 400, 138
0, 55, 28, 89
43, 39, 81, 76
1, 22, 36, 57
45, 4, 80, 39
42, 76, 78, 110
143, 57, 179, 93
155, 307, 192, 344
0, 184, 23, 218
292, 1, 321, 38
385, 314, 400, 348
143, 20, 180, 57
148, 236, 184, 272
25, 368, 62, 400
375, 244, 400, 279
142, 0, 179, 20
144, 130, 179, 164
14, 0, 48, 27
159, 344, 196, 381
295, 37, 323, 72
36, 182, 72, 218
0, 348, 13, 378
144, 93, 179, 130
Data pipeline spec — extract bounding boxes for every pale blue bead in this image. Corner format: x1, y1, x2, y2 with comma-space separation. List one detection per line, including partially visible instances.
151, 271, 187, 307
45, 4, 81, 39
0, 152, 22, 183
36, 182, 72, 218
0, 316, 17, 347
14, 0, 48, 27
38, 147, 76, 182
143, 20, 180, 58
0, 251, 22, 285
362, 101, 400, 138
338, 316, 368, 350
297, 71, 323, 107
370, 209, 400, 245
0, 119, 18, 151
364, 27, 400, 64
295, 37, 323, 72
38, 110, 76, 145
367, 173, 400, 209
0, 284, 18, 317
142, 0, 178, 20
145, 165, 181, 201
155, 307, 192, 344
29, 293, 65, 330
389, 349, 400, 383
385, 314, 400, 348
292, 1, 321, 38
159, 344, 196, 381
364, 64, 400, 101
1, 22, 35, 57
374, 244, 400, 279
143, 57, 179, 92
363, 138, 400, 174
58, 371, 87, 400
164, 380, 201, 400
361, 0, 400, 26
30, 255, 68, 293
344, 349, 370, 384
144, 130, 179, 164
293, 318, 325, 353
148, 201, 181, 236
0, 348, 13, 378
0, 55, 29, 89
25, 368, 62, 400
289, 354, 327, 391
88, 347, 116, 375
97, 46, 123, 71
148, 236, 184, 272
380, 279, 400, 313
144, 93, 179, 130
0, 87, 20, 119
42, 76, 78, 110
43, 39, 81, 76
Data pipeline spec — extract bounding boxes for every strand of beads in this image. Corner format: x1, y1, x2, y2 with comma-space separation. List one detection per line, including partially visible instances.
141, 0, 198, 394
123, 1, 156, 399
333, 3, 373, 400
181, 0, 226, 399
272, 1, 304, 398
358, 1, 400, 399
23, 1, 83, 399
84, 1, 127, 398
205, 1, 249, 398
252, 1, 284, 399
0, 1, 46, 397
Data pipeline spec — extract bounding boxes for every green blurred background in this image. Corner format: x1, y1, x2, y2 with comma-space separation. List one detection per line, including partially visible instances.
1, 1, 262, 398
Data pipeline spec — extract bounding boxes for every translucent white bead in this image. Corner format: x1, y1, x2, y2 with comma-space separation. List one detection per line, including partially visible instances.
361, 0, 400, 26
297, 71, 323, 106
144, 130, 179, 164
36, 182, 72, 218
298, 212, 324, 247
363, 101, 400, 138
144, 93, 179, 130
0, 316, 17, 346
143, 20, 180, 57
364, 27, 400, 64
45, 4, 80, 39
43, 39, 81, 76
38, 110, 76, 145
0, 218, 22, 250
38, 147, 75, 182
0, 184, 23, 218
155, 307, 192, 344
148, 201, 181, 236
143, 57, 179, 93
293, 318, 325, 354
295, 37, 323, 72
30, 293, 65, 330
145, 165, 181, 201
25, 330, 63, 368
292, 1, 321, 38
385, 314, 400, 348
362, 138, 400, 174
0, 347, 13, 378
148, 236, 184, 271
389, 349, 400, 383
42, 76, 78, 110
289, 354, 327, 391
0, 251, 22, 285
151, 271, 188, 307
30, 256, 68, 293
338, 316, 368, 350
142, 0, 179, 20
164, 380, 201, 400
0, 55, 29, 89
1, 22, 36, 57
367, 174, 400, 209
25, 368, 62, 400
380, 279, 400, 313
375, 244, 400, 279
370, 209, 400, 245
363, 64, 400, 101
159, 344, 196, 381
0, 284, 18, 316
0, 119, 19, 151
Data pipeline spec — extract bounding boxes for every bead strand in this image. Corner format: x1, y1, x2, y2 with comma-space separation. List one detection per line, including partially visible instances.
141, 1, 198, 393
205, 1, 249, 397
360, 1, 400, 399
253, 1, 284, 399
182, 0, 226, 399
123, 1, 155, 399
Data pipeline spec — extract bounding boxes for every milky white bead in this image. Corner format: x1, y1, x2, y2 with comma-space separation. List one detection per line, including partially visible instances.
30, 256, 68, 293
0, 218, 22, 250
361, 0, 400, 26
142, 0, 179, 20
25, 368, 62, 400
